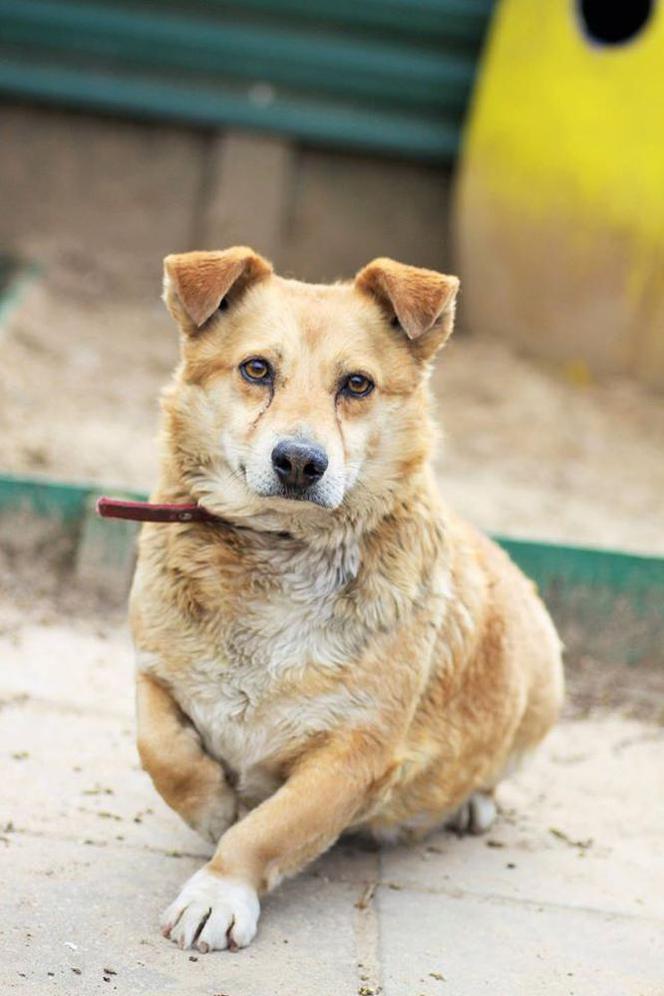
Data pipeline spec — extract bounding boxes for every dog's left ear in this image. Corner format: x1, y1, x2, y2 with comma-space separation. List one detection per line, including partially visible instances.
163, 247, 273, 331
355, 257, 459, 359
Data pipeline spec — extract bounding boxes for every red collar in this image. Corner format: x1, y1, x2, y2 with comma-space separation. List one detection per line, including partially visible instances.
96, 496, 219, 524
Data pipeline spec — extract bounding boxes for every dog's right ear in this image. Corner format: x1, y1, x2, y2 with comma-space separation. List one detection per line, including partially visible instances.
355, 257, 459, 360
163, 247, 273, 332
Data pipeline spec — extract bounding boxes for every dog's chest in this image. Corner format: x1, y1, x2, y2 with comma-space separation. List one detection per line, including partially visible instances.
222, 534, 363, 670
175, 666, 280, 801
173, 649, 367, 804
166, 537, 368, 800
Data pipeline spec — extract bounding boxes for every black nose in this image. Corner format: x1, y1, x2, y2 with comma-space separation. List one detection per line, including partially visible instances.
271, 439, 328, 490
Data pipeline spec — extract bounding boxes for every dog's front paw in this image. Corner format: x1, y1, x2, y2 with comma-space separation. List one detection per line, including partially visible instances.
161, 867, 260, 952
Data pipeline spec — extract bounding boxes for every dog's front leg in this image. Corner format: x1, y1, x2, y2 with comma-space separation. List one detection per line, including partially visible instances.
161, 728, 394, 952
136, 671, 238, 843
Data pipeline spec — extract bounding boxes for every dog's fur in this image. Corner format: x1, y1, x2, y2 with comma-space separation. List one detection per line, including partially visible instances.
130, 247, 564, 953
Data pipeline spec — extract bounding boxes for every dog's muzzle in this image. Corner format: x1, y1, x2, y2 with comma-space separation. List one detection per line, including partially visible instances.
271, 438, 329, 492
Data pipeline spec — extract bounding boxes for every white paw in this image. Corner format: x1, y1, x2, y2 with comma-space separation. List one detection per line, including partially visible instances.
161, 867, 259, 952
447, 792, 497, 835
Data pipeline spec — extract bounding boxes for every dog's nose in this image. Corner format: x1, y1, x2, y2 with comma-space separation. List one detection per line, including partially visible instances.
271, 439, 328, 489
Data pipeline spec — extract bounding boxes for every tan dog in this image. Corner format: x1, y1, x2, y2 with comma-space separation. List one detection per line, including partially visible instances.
130, 247, 564, 953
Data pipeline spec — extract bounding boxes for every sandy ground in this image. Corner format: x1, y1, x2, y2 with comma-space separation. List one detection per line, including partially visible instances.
1, 596, 663, 996
1, 278, 664, 554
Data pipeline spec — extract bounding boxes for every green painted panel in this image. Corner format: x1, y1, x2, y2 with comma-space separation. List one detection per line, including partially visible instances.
0, 255, 39, 326
0, 0, 474, 113
0, 474, 95, 523
0, 0, 495, 160
175, 0, 494, 43
0, 474, 662, 668
501, 538, 664, 666
0, 60, 460, 159
0, 474, 661, 594
500, 538, 664, 603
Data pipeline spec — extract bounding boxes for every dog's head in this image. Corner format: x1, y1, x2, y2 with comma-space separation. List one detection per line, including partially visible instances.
161, 247, 458, 525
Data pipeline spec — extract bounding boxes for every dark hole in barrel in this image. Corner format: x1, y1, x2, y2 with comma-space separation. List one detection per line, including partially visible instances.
578, 0, 653, 45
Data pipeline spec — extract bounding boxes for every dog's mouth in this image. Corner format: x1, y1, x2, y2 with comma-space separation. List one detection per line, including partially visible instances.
238, 462, 343, 511
265, 483, 336, 508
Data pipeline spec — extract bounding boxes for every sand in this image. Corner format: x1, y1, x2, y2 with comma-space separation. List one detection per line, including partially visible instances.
1, 276, 663, 554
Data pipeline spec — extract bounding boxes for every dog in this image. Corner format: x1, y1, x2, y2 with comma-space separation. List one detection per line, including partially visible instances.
130, 246, 564, 953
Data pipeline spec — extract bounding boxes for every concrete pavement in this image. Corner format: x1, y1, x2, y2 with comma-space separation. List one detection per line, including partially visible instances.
1, 600, 662, 995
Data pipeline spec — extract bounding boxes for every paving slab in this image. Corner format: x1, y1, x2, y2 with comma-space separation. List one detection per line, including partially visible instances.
2, 603, 663, 995
0, 602, 134, 709
378, 885, 663, 996
0, 835, 363, 996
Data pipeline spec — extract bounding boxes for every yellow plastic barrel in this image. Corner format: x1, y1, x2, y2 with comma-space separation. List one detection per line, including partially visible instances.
455, 0, 664, 387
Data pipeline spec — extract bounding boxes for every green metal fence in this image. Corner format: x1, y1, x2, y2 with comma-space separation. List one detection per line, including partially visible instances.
0, 0, 494, 159
0, 255, 38, 326
1, 473, 663, 666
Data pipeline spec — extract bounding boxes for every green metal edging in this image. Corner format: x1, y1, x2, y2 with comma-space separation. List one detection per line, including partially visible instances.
1, 473, 663, 595
1, 474, 662, 663
0, 474, 142, 523
0, 257, 39, 327
499, 537, 664, 603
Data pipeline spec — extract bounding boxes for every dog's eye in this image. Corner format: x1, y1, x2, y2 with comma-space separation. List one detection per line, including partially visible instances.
218, 298, 229, 313
341, 373, 374, 398
240, 357, 272, 384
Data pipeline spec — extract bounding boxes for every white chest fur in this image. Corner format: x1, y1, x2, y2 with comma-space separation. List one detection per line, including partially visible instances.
136, 532, 373, 804
220, 531, 365, 672
175, 664, 281, 802
149, 652, 372, 806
